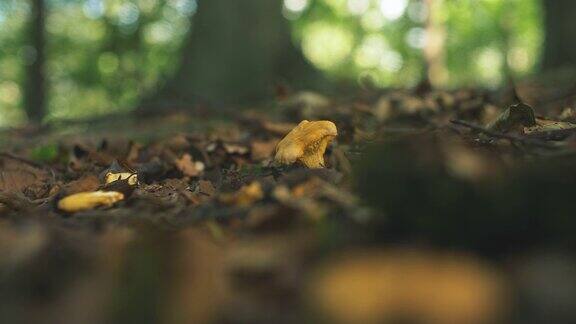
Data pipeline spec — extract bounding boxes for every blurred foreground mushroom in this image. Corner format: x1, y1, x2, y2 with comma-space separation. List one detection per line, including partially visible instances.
274, 120, 337, 168
309, 249, 509, 324
57, 191, 124, 213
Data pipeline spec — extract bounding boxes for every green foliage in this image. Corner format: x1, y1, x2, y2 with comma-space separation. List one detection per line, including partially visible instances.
0, 0, 545, 126
0, 1, 28, 126
0, 0, 195, 126
45, 0, 195, 121
30, 143, 59, 162
288, 0, 543, 87
441, 0, 543, 85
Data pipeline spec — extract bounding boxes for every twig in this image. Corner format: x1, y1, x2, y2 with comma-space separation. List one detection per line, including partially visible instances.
450, 119, 558, 149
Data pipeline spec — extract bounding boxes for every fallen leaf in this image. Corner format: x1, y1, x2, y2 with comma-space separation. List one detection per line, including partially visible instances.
197, 180, 216, 197
486, 103, 536, 133
524, 118, 576, 139
219, 182, 264, 207
261, 121, 298, 136
64, 175, 100, 194
251, 139, 279, 161
0, 153, 52, 198
175, 153, 205, 177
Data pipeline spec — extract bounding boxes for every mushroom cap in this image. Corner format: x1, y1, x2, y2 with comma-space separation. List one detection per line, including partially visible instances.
274, 120, 337, 168
57, 190, 124, 213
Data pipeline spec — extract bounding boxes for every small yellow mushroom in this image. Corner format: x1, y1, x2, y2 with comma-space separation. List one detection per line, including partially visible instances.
274, 120, 337, 168
104, 172, 138, 186
57, 191, 124, 213
219, 182, 264, 207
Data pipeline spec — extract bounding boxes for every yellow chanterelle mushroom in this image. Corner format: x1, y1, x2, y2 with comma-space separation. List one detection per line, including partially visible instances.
274, 120, 337, 168
57, 191, 124, 213
105, 172, 138, 186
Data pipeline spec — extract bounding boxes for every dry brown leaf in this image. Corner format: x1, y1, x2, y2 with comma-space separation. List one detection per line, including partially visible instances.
219, 182, 264, 207
524, 118, 576, 135
197, 180, 216, 197
0, 154, 51, 196
175, 153, 205, 177
125, 142, 142, 164
64, 175, 101, 194
261, 121, 298, 136
251, 139, 279, 161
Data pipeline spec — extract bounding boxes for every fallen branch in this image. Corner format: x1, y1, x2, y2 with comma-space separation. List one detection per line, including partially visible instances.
450, 119, 558, 149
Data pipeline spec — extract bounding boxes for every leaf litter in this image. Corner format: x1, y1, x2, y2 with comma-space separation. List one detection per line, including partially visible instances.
1, 87, 576, 323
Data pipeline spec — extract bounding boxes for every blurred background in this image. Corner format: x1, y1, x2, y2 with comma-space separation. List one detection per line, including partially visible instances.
0, 0, 563, 126
3, 2, 576, 324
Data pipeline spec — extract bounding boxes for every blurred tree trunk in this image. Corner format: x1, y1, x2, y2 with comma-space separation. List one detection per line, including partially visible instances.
542, 0, 576, 70
423, 0, 447, 86
147, 0, 321, 107
23, 0, 47, 123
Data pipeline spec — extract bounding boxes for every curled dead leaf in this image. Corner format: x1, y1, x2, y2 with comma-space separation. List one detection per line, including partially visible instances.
275, 120, 337, 168
485, 102, 576, 139
57, 191, 124, 213
175, 153, 205, 177
486, 103, 536, 133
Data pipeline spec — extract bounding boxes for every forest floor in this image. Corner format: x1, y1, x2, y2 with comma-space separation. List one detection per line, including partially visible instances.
1, 86, 576, 324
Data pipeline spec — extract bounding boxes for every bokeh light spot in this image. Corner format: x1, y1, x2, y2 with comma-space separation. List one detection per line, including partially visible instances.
0, 81, 21, 105
83, 0, 105, 20
361, 9, 385, 30
476, 47, 503, 85
302, 22, 354, 69
168, 0, 198, 16
144, 22, 174, 44
379, 0, 408, 21
284, 0, 309, 13
118, 3, 140, 26
354, 34, 389, 68
407, 1, 428, 23
406, 27, 426, 49
380, 50, 403, 72
348, 0, 370, 16
508, 47, 530, 73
